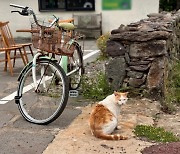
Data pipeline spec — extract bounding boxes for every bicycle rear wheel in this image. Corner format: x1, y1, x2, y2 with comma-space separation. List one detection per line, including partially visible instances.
67, 43, 84, 90
16, 58, 69, 125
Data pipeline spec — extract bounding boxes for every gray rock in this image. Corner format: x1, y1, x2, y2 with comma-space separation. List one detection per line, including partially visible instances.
129, 40, 167, 58
127, 71, 144, 79
105, 57, 127, 90
128, 75, 146, 88
106, 40, 126, 57
129, 64, 151, 72
110, 31, 171, 42
147, 13, 165, 18
129, 60, 151, 65
124, 52, 130, 64
111, 24, 126, 34
147, 57, 166, 91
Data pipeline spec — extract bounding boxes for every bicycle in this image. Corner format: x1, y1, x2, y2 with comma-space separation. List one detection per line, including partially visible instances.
10, 4, 84, 125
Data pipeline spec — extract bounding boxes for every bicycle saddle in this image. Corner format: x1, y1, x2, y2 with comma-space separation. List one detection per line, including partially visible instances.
59, 23, 75, 31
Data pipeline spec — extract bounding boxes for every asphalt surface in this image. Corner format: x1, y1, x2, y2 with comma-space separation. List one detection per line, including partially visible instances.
0, 39, 99, 154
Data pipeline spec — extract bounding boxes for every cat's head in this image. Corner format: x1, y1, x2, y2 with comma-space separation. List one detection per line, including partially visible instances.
114, 91, 128, 105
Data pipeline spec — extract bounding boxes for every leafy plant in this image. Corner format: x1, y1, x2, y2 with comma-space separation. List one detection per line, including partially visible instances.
163, 60, 180, 113
81, 71, 113, 101
96, 32, 110, 57
159, 0, 177, 11
134, 125, 179, 143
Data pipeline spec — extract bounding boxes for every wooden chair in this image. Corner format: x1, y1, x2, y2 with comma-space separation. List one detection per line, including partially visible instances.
73, 13, 102, 38
0, 21, 34, 76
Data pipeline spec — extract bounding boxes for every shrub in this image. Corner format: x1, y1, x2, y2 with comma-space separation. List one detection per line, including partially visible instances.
96, 33, 110, 57
159, 0, 177, 11
163, 60, 180, 113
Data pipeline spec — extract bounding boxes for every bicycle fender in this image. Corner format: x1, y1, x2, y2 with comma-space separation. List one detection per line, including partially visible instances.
39, 56, 57, 61
17, 56, 57, 81
73, 41, 83, 56
17, 61, 32, 81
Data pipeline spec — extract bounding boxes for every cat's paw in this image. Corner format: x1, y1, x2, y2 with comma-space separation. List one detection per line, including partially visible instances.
122, 136, 128, 140
116, 126, 121, 130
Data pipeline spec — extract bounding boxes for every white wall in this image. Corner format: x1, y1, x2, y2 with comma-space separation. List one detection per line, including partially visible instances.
0, 0, 159, 38
100, 0, 160, 33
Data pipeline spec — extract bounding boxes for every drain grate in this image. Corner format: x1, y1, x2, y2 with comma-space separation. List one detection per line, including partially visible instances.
69, 90, 79, 97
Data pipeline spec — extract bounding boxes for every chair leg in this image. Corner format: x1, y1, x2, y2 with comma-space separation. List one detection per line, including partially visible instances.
29, 45, 34, 57
22, 47, 29, 64
4, 51, 8, 71
13, 49, 17, 67
19, 48, 27, 65
6, 51, 13, 76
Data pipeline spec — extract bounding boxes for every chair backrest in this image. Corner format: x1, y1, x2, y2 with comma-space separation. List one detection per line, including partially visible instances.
0, 21, 16, 48
73, 13, 102, 28
0, 33, 4, 49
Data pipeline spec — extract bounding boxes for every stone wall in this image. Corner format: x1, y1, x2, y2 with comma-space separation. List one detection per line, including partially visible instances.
105, 10, 180, 99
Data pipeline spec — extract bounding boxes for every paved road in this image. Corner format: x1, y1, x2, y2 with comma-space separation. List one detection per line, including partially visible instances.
0, 39, 99, 154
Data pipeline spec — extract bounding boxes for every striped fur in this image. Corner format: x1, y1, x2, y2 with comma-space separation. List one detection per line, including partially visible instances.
89, 92, 128, 140
93, 131, 128, 140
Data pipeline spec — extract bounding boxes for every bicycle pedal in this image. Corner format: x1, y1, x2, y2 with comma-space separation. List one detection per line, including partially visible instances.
69, 90, 79, 97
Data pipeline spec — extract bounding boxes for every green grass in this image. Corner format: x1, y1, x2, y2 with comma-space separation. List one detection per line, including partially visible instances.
134, 125, 179, 143
81, 71, 113, 101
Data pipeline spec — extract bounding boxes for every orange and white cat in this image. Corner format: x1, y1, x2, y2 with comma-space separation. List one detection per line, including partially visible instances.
89, 91, 128, 140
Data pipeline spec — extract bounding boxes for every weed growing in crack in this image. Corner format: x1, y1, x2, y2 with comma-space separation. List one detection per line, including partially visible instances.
134, 125, 179, 143
81, 71, 113, 101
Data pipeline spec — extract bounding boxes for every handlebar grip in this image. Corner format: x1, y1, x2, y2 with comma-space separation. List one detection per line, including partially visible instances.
10, 3, 27, 9
11, 11, 19, 13
11, 10, 29, 16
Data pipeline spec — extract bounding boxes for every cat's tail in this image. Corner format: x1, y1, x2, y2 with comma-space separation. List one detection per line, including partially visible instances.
94, 132, 128, 140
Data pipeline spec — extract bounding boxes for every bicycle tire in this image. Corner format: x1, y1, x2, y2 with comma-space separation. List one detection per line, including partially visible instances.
67, 42, 84, 90
16, 58, 69, 125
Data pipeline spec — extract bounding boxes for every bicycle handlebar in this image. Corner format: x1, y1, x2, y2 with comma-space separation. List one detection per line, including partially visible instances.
10, 3, 27, 9
10, 3, 59, 28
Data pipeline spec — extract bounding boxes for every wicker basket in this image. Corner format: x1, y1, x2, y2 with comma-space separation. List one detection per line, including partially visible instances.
31, 23, 75, 56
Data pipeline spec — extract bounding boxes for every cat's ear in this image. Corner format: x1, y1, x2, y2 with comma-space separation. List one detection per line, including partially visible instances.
125, 92, 129, 96
122, 92, 128, 97
114, 91, 118, 96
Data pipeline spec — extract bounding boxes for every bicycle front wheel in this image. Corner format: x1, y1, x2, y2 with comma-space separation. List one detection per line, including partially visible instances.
16, 58, 69, 125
